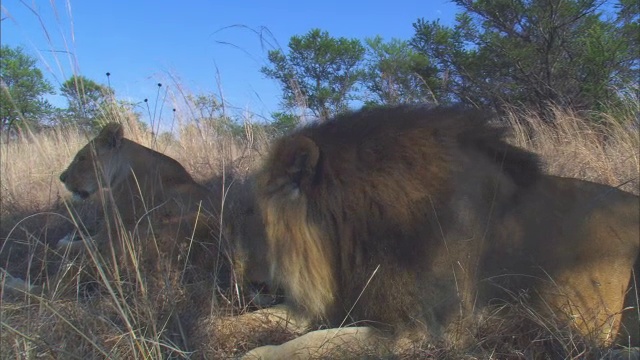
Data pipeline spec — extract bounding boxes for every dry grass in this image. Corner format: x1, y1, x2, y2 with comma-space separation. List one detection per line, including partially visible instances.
1, 104, 638, 359
506, 105, 639, 195
0, 111, 281, 359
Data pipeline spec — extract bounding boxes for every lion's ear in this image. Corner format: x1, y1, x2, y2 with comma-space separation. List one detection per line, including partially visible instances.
97, 123, 124, 149
282, 135, 320, 189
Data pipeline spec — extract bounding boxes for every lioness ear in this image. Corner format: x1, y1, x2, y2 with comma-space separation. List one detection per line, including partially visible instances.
97, 123, 124, 149
282, 135, 320, 188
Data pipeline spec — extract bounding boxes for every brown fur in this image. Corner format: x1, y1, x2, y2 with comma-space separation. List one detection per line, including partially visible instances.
255, 105, 639, 349
225, 176, 271, 286
59, 123, 231, 286
224, 175, 281, 306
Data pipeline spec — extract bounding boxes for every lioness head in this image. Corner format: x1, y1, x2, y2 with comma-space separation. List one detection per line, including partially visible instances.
60, 123, 126, 200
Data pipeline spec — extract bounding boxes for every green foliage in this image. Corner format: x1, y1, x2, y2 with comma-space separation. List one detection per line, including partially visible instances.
363, 36, 437, 106
60, 75, 114, 132
261, 29, 366, 120
411, 0, 639, 114
188, 93, 224, 122
0, 45, 55, 136
187, 93, 245, 137
267, 111, 300, 136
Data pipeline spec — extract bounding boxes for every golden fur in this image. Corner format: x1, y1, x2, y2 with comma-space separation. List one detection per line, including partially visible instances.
254, 105, 639, 353
59, 123, 230, 285
224, 175, 272, 287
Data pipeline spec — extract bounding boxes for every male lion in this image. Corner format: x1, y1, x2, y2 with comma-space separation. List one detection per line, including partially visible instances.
246, 105, 639, 358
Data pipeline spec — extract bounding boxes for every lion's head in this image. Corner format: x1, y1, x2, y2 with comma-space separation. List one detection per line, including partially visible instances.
59, 123, 127, 200
222, 175, 283, 306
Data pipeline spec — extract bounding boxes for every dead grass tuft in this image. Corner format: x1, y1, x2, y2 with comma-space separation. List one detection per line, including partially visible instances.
505, 105, 639, 195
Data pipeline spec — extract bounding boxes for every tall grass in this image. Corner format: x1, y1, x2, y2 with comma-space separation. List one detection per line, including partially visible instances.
506, 105, 639, 195
1, 102, 638, 359
2, 1, 637, 354
0, 106, 276, 358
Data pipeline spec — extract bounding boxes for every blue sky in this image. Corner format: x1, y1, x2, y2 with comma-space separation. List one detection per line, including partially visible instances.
2, 0, 458, 126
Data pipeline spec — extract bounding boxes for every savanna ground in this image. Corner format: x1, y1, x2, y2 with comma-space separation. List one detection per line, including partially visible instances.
1, 101, 639, 359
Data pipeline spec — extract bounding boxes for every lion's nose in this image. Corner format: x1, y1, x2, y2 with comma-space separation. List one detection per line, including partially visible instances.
60, 171, 67, 183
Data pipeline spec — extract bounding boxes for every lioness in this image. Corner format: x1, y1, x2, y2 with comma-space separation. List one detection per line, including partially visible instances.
58, 123, 234, 288
245, 105, 639, 358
